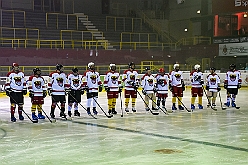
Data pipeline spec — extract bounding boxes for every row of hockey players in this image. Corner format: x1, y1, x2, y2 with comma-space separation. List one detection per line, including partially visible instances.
4, 62, 241, 122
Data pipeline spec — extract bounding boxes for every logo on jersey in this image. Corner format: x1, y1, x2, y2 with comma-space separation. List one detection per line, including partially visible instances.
158, 78, 167, 87
130, 74, 135, 80
147, 78, 153, 86
175, 74, 181, 81
34, 80, 41, 89
210, 78, 216, 85
72, 79, 80, 88
229, 74, 236, 81
56, 77, 64, 87
90, 74, 97, 84
14, 76, 22, 86
111, 75, 118, 84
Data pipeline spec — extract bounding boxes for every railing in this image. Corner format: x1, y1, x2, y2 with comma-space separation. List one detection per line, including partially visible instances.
106, 16, 142, 32
0, 9, 26, 27
0, 27, 39, 40
46, 12, 78, 30
121, 32, 158, 43
60, 30, 104, 41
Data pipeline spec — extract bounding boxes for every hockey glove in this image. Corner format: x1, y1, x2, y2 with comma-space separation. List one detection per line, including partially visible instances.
134, 84, 139, 90
5, 88, 12, 97
99, 85, 103, 92
200, 81, 204, 85
118, 86, 123, 93
84, 86, 89, 93
29, 91, 34, 98
65, 88, 71, 93
127, 80, 133, 85
142, 89, 147, 95
105, 86, 110, 92
23, 90, 27, 95
217, 87, 221, 92
238, 84, 241, 89
153, 88, 157, 93
206, 86, 209, 90
43, 90, 47, 98
80, 89, 84, 95
47, 88, 52, 96
169, 85, 173, 92
224, 83, 228, 89
182, 84, 185, 91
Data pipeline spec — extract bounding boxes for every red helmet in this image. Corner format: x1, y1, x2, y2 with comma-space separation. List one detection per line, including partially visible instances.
159, 68, 165, 73
12, 63, 19, 68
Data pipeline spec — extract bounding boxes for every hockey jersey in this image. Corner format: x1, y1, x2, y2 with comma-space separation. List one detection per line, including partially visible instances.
68, 73, 83, 90
169, 70, 183, 87
225, 70, 242, 88
141, 74, 156, 94
206, 73, 220, 92
122, 69, 140, 90
190, 70, 203, 88
5, 70, 26, 92
104, 71, 121, 92
83, 70, 102, 92
155, 74, 169, 94
48, 71, 69, 95
28, 75, 46, 96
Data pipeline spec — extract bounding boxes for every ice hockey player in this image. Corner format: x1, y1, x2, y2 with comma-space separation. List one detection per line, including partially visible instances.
83, 62, 102, 115
190, 64, 204, 110
122, 62, 140, 113
169, 64, 185, 110
5, 63, 27, 122
47, 64, 70, 119
104, 63, 122, 114
206, 67, 221, 107
28, 68, 47, 121
67, 68, 84, 117
155, 68, 171, 112
141, 67, 158, 111
224, 64, 241, 107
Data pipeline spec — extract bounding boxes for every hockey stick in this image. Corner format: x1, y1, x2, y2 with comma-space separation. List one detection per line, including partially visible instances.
66, 91, 97, 119
218, 92, 226, 110
50, 95, 67, 120
92, 97, 113, 118
202, 86, 217, 111
176, 96, 191, 112
145, 93, 167, 115
120, 92, 124, 117
36, 104, 55, 123
9, 94, 38, 123
136, 90, 159, 115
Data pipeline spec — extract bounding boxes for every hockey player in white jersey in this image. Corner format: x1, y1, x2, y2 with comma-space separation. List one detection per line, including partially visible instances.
104, 63, 122, 114
155, 68, 170, 111
122, 62, 140, 112
83, 62, 102, 115
141, 67, 158, 111
28, 68, 47, 121
48, 64, 70, 119
206, 67, 221, 107
67, 68, 84, 117
224, 64, 242, 107
190, 64, 204, 110
5, 63, 27, 122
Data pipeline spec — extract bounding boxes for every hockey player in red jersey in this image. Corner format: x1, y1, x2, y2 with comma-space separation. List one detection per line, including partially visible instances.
48, 64, 70, 119
28, 68, 47, 121
83, 62, 102, 115
104, 63, 122, 114
155, 68, 170, 112
67, 68, 84, 117
5, 63, 27, 122
122, 62, 140, 112
224, 64, 241, 107
190, 64, 204, 110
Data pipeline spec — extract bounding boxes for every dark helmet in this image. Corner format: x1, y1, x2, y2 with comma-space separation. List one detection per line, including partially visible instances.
128, 62, 135, 69
209, 67, 216, 71
33, 68, 41, 75
72, 68, 78, 73
145, 67, 150, 71
229, 64, 236, 69
56, 64, 63, 70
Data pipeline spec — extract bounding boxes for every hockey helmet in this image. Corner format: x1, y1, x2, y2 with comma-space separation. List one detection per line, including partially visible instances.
56, 64, 63, 71
109, 63, 116, 71
128, 62, 135, 69
88, 62, 95, 70
209, 67, 216, 72
159, 68, 165, 73
72, 68, 78, 73
12, 63, 19, 68
145, 67, 151, 71
194, 64, 201, 70
229, 64, 236, 69
33, 68, 41, 75
173, 64, 180, 70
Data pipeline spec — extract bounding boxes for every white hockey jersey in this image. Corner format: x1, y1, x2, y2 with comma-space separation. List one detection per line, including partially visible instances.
190, 70, 203, 88
28, 75, 46, 96
206, 73, 220, 92
104, 71, 121, 92
5, 70, 27, 92
48, 71, 69, 95
83, 70, 102, 92
169, 70, 183, 87
141, 74, 156, 94
155, 74, 169, 94
68, 73, 83, 90
225, 70, 242, 88
122, 69, 140, 91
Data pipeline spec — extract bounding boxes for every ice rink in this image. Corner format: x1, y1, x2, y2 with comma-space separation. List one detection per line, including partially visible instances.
0, 88, 248, 165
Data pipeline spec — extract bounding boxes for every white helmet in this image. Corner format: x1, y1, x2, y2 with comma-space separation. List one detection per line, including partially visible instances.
194, 64, 201, 70
88, 62, 94, 68
173, 64, 179, 69
109, 63, 116, 70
